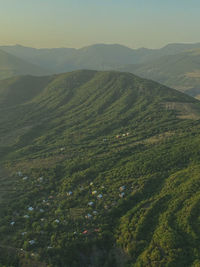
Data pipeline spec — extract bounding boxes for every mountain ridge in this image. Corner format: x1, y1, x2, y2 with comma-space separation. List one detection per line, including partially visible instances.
1, 42, 200, 99
118, 48, 200, 97
0, 49, 49, 80
2, 42, 200, 73
1, 70, 200, 266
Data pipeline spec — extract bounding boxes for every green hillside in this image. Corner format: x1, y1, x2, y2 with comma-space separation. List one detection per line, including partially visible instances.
0, 49, 49, 80
119, 49, 200, 98
1, 70, 200, 266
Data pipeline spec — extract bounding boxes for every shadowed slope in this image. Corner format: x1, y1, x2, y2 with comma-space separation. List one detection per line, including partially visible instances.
0, 49, 49, 80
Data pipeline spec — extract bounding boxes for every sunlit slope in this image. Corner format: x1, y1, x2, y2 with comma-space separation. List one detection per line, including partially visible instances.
1, 71, 200, 266
116, 163, 200, 266
0, 70, 198, 160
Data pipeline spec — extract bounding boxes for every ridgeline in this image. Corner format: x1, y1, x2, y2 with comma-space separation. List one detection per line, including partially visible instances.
1, 70, 200, 266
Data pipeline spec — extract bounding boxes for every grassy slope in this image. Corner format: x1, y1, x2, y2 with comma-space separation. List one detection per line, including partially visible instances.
1, 71, 200, 266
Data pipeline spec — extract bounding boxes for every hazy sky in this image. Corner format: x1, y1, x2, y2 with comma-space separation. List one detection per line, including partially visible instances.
0, 0, 200, 49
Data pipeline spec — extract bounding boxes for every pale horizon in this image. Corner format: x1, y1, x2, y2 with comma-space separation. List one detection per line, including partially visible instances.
0, 0, 200, 49
1, 41, 200, 51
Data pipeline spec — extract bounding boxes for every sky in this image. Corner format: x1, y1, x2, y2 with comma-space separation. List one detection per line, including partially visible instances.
0, 0, 200, 49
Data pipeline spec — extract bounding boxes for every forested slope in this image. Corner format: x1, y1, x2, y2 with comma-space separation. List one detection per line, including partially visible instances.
0, 71, 200, 266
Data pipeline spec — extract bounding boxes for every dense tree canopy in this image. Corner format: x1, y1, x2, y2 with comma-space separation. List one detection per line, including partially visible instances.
0, 71, 200, 266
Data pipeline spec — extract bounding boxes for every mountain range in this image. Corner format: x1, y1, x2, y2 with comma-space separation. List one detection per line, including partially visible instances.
119, 48, 200, 98
0, 49, 48, 80
1, 70, 200, 266
1, 43, 200, 98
